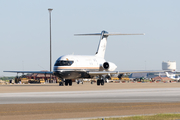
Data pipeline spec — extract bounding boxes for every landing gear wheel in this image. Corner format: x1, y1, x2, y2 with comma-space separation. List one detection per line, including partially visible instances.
65, 80, 68, 86
101, 79, 104, 85
97, 79, 100, 86
65, 79, 72, 86
69, 80, 72, 86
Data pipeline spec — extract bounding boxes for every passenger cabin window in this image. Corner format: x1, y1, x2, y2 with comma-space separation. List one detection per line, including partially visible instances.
54, 60, 74, 66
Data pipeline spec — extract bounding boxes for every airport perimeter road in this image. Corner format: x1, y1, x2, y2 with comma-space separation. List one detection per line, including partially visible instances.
0, 88, 180, 104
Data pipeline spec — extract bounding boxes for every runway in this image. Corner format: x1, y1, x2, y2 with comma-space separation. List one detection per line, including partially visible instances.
1, 88, 180, 104
1, 83, 180, 120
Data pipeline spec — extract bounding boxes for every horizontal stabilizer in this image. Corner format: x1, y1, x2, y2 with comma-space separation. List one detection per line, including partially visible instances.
104, 33, 145, 35
74, 33, 102, 36
75, 33, 145, 36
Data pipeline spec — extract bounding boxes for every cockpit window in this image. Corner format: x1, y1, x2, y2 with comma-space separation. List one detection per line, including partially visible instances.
54, 60, 74, 66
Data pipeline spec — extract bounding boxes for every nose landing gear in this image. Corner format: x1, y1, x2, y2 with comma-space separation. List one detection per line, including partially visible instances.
59, 79, 72, 86
65, 79, 72, 86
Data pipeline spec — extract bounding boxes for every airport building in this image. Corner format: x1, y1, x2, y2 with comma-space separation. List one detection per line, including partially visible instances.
129, 61, 177, 81
162, 61, 176, 71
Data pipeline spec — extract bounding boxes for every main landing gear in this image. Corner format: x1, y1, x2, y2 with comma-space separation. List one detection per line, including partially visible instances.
97, 75, 105, 86
97, 79, 104, 86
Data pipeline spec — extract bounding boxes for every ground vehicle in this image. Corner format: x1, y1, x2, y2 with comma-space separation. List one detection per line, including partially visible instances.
15, 75, 28, 84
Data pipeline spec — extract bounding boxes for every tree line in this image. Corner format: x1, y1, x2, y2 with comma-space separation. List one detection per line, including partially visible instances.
0, 76, 15, 80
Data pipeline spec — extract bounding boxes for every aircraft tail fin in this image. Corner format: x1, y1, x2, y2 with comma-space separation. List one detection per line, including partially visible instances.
165, 72, 170, 77
75, 31, 144, 58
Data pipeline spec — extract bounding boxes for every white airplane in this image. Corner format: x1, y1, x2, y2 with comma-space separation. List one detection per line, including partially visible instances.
4, 30, 170, 86
165, 72, 180, 81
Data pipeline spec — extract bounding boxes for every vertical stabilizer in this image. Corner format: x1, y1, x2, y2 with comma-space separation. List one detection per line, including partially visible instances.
95, 31, 108, 58
165, 72, 170, 77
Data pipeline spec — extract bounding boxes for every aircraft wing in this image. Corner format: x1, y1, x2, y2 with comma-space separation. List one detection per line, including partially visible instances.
88, 70, 172, 75
3, 71, 53, 74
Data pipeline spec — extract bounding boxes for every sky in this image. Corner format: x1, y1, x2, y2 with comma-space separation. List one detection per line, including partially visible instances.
0, 0, 180, 76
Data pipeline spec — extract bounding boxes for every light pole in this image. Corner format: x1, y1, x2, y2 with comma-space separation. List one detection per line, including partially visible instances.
48, 8, 53, 83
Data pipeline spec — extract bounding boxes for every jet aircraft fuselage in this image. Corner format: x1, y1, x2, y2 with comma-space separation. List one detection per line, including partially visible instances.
53, 55, 117, 79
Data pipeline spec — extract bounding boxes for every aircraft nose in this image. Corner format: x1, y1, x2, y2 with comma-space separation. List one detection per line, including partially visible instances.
53, 66, 58, 71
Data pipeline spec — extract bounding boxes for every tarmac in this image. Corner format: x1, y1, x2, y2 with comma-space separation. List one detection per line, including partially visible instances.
0, 82, 180, 120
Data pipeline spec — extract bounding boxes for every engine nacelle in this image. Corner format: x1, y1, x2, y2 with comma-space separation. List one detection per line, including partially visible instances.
102, 62, 117, 71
